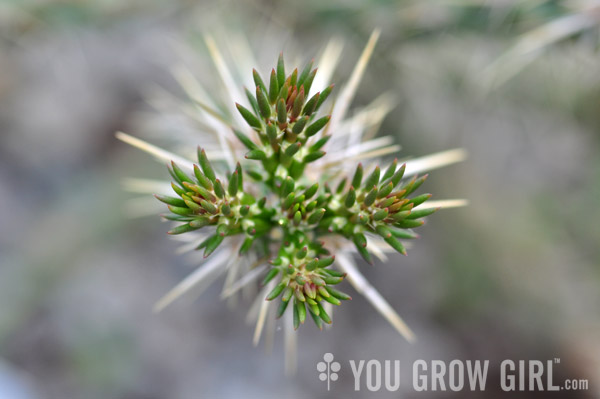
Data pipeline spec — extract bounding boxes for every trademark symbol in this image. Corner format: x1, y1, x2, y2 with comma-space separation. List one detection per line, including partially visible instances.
554, 358, 560, 364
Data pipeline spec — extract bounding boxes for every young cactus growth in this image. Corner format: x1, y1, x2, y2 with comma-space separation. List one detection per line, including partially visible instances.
118, 31, 467, 370
156, 55, 438, 331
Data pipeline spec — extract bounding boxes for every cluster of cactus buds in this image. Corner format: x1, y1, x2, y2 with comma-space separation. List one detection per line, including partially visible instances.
156, 54, 437, 330
263, 236, 349, 330
235, 55, 333, 181
321, 160, 438, 264
155, 150, 273, 258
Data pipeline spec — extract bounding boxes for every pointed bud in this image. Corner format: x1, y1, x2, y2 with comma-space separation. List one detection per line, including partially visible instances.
183, 199, 201, 212
364, 166, 380, 190
289, 68, 298, 87
291, 87, 305, 119
276, 298, 290, 318
190, 218, 209, 228
266, 122, 278, 142
315, 84, 334, 112
304, 283, 317, 300
373, 208, 389, 221
277, 53, 286, 87
307, 208, 325, 224
325, 286, 351, 300
376, 224, 392, 239
354, 241, 373, 265
396, 219, 425, 229
198, 148, 216, 182
292, 115, 309, 134
255, 86, 271, 119
236, 103, 262, 130
200, 199, 218, 215
266, 282, 286, 300
167, 222, 201, 235
345, 187, 356, 208
304, 116, 330, 137
244, 87, 260, 116
252, 68, 267, 94
304, 151, 325, 163
258, 197, 267, 208
284, 142, 301, 158
283, 193, 295, 209
286, 87, 297, 109
317, 303, 332, 324
391, 163, 406, 187
293, 210, 302, 225
364, 186, 378, 206
268, 69, 279, 104
233, 128, 258, 150
406, 207, 439, 219
277, 98, 287, 125
216, 223, 229, 237
213, 179, 224, 198
309, 306, 323, 329
378, 197, 396, 208
322, 268, 345, 278
294, 286, 306, 300
297, 59, 314, 88
323, 295, 341, 306
281, 176, 295, 197
382, 158, 398, 181
408, 193, 432, 207
385, 235, 407, 255
303, 183, 319, 199
302, 92, 320, 116
228, 171, 239, 196
193, 165, 213, 190
168, 205, 192, 216
296, 299, 306, 324
203, 234, 224, 258
245, 149, 267, 161
377, 182, 394, 198
277, 80, 289, 106
221, 203, 232, 216
282, 286, 294, 302
404, 174, 429, 196
316, 256, 335, 268
296, 246, 308, 259
171, 161, 194, 185
262, 268, 280, 285
154, 194, 186, 208
171, 182, 186, 196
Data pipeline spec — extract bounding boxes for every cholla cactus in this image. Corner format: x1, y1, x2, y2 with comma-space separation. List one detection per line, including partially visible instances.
117, 30, 466, 373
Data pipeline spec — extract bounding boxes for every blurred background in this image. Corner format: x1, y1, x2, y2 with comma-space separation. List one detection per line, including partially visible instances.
1, 1, 599, 398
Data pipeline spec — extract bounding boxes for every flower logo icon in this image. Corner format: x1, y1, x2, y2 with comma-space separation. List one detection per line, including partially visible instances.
317, 353, 341, 390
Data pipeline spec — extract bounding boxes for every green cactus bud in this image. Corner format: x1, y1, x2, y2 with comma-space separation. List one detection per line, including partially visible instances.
252, 68, 267, 94
197, 148, 216, 182
292, 116, 309, 134
304, 151, 325, 163
304, 116, 330, 137
233, 129, 258, 151
256, 86, 271, 119
262, 268, 280, 285
266, 282, 286, 301
276, 53, 286, 87
154, 194, 187, 208
236, 103, 262, 130
345, 187, 356, 208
